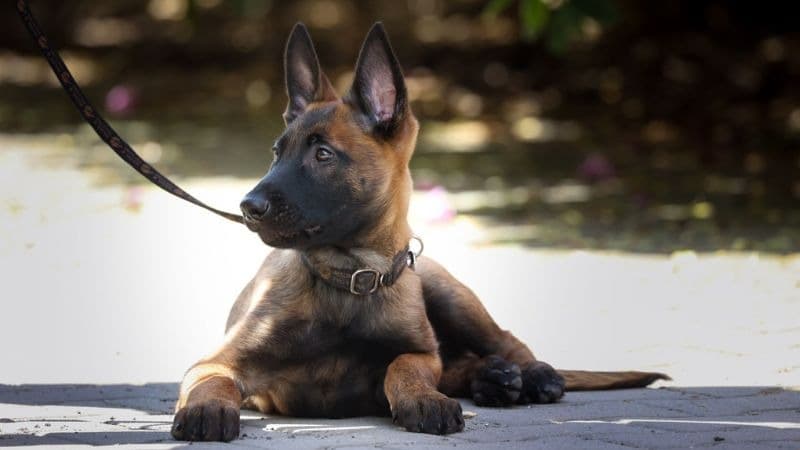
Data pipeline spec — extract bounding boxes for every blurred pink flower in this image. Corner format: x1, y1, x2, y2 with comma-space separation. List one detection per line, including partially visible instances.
578, 153, 616, 182
418, 185, 456, 224
105, 84, 137, 115
122, 186, 144, 212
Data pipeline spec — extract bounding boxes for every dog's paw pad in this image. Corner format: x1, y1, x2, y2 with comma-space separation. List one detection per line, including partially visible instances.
518, 361, 565, 404
470, 355, 523, 407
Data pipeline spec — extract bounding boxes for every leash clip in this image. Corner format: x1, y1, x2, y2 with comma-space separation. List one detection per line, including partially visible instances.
350, 269, 383, 295
407, 235, 424, 269
407, 250, 416, 268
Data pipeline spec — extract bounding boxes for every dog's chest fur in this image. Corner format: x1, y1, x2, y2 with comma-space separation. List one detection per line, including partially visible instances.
240, 325, 396, 417
223, 250, 436, 417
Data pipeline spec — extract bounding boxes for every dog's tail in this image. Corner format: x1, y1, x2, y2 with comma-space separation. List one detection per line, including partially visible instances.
558, 370, 671, 391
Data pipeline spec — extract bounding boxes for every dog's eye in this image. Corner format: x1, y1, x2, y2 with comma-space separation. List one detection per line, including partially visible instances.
315, 146, 334, 162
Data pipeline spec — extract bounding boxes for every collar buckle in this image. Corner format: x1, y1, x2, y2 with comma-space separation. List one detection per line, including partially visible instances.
350, 269, 383, 295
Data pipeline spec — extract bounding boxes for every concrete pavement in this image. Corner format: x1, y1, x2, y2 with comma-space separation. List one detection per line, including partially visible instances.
1, 383, 799, 448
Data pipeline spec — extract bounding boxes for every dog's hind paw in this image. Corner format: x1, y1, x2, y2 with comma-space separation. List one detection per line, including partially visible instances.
470, 355, 523, 406
517, 360, 565, 404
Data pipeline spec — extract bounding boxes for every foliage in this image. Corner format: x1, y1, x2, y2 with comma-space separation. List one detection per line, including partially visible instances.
484, 0, 618, 52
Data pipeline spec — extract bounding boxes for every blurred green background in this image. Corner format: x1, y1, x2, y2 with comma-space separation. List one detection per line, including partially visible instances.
1, 0, 799, 252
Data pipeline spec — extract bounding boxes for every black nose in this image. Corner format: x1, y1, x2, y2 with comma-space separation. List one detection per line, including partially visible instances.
240, 195, 270, 221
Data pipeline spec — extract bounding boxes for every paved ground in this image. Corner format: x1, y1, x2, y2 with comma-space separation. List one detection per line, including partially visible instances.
1, 135, 799, 448
1, 383, 799, 449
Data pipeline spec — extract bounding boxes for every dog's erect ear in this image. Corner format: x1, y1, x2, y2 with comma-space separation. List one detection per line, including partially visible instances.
346, 22, 408, 137
283, 23, 337, 125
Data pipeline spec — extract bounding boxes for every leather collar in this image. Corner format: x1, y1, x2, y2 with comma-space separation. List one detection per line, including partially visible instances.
301, 241, 421, 296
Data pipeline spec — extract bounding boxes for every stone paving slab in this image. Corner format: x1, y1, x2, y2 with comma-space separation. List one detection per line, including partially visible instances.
1, 384, 798, 448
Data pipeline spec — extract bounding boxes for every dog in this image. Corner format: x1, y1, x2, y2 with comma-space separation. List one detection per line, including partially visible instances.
170, 22, 669, 442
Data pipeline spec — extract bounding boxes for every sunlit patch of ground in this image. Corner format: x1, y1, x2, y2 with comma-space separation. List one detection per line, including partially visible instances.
1, 133, 798, 390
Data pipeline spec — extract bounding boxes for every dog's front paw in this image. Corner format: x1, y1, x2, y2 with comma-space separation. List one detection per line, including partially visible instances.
171, 400, 240, 442
470, 355, 523, 406
392, 392, 464, 435
517, 360, 565, 404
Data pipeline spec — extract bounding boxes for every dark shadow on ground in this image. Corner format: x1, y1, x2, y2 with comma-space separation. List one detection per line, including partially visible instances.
0, 431, 175, 447
0, 383, 179, 413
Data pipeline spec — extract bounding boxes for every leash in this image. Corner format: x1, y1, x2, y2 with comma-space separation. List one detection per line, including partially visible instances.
15, 0, 244, 224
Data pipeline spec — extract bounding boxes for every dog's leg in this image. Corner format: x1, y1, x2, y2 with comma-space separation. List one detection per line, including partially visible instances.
384, 352, 465, 434
171, 361, 242, 442
417, 256, 566, 405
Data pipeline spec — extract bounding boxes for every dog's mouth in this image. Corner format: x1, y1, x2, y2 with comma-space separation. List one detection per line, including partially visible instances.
304, 224, 323, 237
243, 215, 261, 232
245, 220, 325, 248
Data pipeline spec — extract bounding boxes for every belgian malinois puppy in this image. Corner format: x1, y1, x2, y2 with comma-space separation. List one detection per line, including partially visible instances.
170, 23, 668, 442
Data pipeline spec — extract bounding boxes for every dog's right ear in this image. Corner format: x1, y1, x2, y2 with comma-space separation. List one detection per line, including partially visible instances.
283, 23, 337, 125
346, 23, 408, 138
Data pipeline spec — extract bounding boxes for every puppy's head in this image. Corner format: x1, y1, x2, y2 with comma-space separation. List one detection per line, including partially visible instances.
241, 23, 417, 249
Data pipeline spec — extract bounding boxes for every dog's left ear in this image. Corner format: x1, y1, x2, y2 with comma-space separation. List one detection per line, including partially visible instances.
346, 23, 408, 137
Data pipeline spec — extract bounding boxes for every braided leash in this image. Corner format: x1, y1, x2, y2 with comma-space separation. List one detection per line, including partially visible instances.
15, 0, 244, 224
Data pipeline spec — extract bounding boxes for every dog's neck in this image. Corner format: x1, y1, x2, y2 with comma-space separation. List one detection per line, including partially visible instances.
302, 220, 412, 275
298, 223, 412, 296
